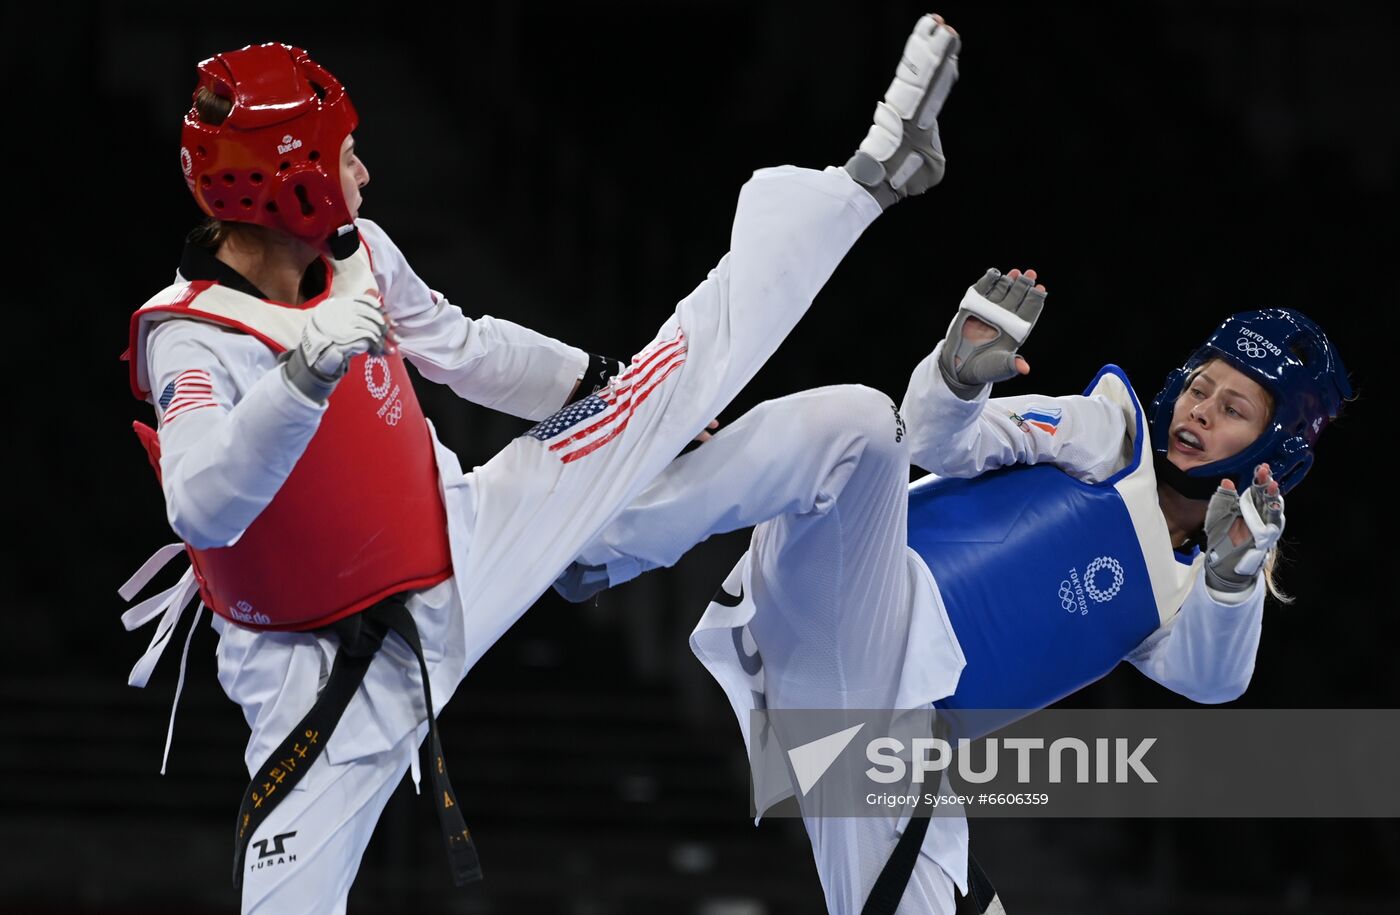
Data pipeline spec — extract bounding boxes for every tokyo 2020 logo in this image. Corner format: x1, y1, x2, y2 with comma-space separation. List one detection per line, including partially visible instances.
1083, 556, 1125, 603
364, 356, 403, 427
1060, 556, 1125, 615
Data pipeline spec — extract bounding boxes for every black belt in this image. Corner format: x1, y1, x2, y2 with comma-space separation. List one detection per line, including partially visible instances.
862, 717, 1002, 915
232, 593, 482, 889
862, 813, 1002, 915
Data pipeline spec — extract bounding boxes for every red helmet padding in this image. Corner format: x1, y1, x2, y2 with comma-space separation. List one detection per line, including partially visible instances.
180, 43, 358, 246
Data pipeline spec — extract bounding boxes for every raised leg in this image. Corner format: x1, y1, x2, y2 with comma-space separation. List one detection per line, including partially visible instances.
450, 167, 882, 676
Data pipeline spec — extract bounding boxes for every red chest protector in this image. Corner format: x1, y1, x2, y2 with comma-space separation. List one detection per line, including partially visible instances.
124, 237, 453, 631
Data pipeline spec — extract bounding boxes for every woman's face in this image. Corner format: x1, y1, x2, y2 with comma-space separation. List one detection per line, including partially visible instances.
1165, 358, 1273, 471
339, 134, 370, 220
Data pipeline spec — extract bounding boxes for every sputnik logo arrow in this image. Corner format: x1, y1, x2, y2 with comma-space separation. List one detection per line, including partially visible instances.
787, 723, 866, 796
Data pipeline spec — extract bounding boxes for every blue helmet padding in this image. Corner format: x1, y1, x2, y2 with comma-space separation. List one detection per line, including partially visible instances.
1148, 308, 1351, 495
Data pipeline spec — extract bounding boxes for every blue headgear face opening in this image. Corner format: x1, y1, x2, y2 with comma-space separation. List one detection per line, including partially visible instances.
1148, 308, 1351, 496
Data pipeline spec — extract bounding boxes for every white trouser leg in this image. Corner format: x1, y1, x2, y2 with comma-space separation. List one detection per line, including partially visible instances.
571, 383, 956, 913
241, 735, 415, 915
732, 395, 952, 915
572, 381, 914, 707
574, 383, 906, 581
451, 167, 880, 673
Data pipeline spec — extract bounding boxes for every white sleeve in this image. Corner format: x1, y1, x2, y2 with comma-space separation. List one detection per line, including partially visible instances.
147, 319, 326, 549
358, 219, 588, 421
900, 340, 1131, 482
1125, 572, 1265, 703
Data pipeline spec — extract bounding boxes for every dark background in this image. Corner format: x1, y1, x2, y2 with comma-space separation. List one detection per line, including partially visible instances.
2, 1, 1396, 912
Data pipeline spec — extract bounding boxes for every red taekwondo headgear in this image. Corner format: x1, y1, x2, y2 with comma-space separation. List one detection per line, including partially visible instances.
180, 43, 358, 249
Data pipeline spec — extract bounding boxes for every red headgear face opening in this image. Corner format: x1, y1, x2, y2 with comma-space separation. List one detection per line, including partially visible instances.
180, 43, 359, 248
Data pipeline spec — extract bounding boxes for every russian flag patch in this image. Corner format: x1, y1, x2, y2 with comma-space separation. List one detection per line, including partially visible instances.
1017, 406, 1062, 436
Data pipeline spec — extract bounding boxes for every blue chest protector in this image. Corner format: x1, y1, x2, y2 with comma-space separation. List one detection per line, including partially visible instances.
914, 366, 1198, 738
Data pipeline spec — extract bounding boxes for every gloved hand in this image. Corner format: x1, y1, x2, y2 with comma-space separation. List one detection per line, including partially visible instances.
282, 295, 393, 403
938, 267, 1046, 399
845, 13, 960, 208
1204, 463, 1285, 594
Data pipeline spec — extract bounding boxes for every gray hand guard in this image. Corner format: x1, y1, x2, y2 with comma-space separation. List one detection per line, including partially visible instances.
938, 269, 1046, 399
1204, 476, 1286, 594
845, 15, 960, 209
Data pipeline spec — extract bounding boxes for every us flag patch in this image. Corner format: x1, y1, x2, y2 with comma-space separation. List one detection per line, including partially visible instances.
526, 330, 687, 463
159, 369, 218, 424
526, 395, 611, 442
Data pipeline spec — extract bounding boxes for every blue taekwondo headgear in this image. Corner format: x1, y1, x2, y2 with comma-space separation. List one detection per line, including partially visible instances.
1149, 308, 1351, 497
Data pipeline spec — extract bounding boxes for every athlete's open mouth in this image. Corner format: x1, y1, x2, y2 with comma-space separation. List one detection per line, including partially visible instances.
1173, 429, 1204, 454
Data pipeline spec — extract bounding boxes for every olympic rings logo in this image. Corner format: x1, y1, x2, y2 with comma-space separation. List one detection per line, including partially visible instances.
1236, 338, 1269, 360
385, 400, 403, 426
364, 356, 392, 400
1058, 582, 1076, 612
1083, 557, 1125, 603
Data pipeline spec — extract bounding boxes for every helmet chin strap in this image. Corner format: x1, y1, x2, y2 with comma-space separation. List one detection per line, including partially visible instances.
1153, 451, 1222, 501
326, 224, 361, 260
